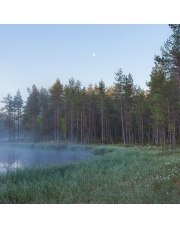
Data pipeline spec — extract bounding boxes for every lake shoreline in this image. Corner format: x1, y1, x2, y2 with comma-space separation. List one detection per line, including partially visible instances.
0, 142, 98, 174
0, 144, 180, 203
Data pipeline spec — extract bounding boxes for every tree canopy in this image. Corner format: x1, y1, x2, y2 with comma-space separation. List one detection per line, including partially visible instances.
0, 24, 180, 150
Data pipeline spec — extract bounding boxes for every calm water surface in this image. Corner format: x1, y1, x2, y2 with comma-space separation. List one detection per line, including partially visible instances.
0, 145, 95, 174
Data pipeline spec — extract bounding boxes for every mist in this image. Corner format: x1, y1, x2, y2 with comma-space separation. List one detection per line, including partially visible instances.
0, 143, 95, 174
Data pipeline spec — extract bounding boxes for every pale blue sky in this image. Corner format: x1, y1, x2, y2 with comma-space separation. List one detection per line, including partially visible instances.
0, 24, 172, 103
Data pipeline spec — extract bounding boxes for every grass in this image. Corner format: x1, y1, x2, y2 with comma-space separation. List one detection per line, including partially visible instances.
0, 145, 180, 204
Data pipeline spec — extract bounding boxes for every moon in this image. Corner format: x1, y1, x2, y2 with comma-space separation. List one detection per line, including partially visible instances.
93, 52, 96, 57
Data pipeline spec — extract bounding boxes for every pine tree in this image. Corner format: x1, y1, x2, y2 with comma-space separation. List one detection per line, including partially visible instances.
37, 87, 51, 141
98, 80, 106, 144
147, 64, 167, 147
23, 85, 40, 141
13, 90, 23, 140
155, 24, 180, 99
114, 68, 126, 144
49, 78, 64, 141
114, 69, 134, 144
1, 94, 15, 140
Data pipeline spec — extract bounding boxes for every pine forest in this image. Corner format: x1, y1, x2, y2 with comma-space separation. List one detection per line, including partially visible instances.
0, 24, 180, 151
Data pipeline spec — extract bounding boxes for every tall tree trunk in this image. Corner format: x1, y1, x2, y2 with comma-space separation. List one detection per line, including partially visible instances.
120, 98, 125, 144
70, 104, 74, 142
101, 98, 104, 144
141, 115, 144, 146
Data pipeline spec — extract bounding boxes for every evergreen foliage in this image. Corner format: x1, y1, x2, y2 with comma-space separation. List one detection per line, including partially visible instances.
0, 25, 180, 150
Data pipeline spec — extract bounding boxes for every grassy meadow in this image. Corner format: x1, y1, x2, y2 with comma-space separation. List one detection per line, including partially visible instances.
0, 144, 180, 204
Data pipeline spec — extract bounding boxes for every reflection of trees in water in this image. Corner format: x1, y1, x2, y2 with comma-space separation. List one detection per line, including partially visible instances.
11, 161, 23, 169
0, 160, 23, 173
0, 146, 95, 173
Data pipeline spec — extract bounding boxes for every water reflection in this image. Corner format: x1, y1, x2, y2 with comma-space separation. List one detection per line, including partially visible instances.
0, 145, 94, 174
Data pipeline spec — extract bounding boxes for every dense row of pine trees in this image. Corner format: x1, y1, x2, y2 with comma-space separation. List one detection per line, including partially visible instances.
0, 25, 180, 150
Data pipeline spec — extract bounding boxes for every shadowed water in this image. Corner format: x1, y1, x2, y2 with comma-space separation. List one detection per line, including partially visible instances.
0, 145, 95, 174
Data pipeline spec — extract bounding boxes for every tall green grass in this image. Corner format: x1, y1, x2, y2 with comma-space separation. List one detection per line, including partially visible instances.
0, 145, 180, 203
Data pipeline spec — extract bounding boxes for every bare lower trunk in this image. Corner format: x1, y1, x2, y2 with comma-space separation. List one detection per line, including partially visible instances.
120, 98, 125, 144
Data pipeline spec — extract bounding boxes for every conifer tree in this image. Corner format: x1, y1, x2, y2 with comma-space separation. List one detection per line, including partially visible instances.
23, 85, 40, 141
49, 79, 64, 141
98, 80, 106, 144
13, 90, 23, 140
155, 24, 180, 98
1, 94, 14, 140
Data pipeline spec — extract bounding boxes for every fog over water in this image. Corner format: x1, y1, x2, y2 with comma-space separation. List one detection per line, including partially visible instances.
0, 144, 95, 174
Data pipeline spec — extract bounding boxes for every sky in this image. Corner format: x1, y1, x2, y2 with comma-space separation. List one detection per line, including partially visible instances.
0, 0, 178, 224
0, 24, 172, 104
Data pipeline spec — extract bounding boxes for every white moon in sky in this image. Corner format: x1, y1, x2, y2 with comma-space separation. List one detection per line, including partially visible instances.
93, 53, 96, 57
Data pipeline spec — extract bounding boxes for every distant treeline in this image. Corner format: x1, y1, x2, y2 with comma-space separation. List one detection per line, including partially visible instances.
0, 24, 180, 150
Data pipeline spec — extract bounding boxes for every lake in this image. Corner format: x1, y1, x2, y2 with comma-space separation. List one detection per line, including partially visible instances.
0, 145, 95, 174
